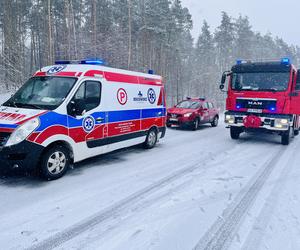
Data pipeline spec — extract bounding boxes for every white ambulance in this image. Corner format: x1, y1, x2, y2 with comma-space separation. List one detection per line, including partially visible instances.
0, 59, 166, 180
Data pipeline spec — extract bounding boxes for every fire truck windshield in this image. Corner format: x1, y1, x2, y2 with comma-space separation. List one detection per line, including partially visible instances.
3, 76, 77, 110
231, 72, 290, 92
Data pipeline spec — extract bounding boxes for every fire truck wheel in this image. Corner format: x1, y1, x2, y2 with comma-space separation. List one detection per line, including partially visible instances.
192, 118, 199, 131
144, 128, 158, 149
211, 116, 219, 127
230, 127, 241, 140
40, 145, 70, 180
281, 129, 290, 145
294, 129, 299, 136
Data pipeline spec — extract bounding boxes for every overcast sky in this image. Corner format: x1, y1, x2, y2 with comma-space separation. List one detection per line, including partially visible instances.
181, 0, 299, 46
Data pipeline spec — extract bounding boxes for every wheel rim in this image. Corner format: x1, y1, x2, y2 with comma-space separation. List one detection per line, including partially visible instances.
148, 131, 157, 146
195, 119, 199, 129
47, 151, 66, 175
214, 117, 218, 125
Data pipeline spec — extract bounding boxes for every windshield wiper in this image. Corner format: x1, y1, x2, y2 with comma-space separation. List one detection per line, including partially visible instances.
258, 88, 278, 92
3, 101, 18, 108
14, 103, 43, 110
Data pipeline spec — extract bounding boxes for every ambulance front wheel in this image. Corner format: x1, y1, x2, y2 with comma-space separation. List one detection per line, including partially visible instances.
40, 145, 71, 180
144, 128, 158, 149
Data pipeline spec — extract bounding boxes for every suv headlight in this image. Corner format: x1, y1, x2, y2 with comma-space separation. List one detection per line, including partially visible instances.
6, 118, 40, 147
183, 113, 193, 117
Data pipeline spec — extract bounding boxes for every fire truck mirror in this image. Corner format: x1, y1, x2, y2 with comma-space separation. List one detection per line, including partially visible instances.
219, 84, 225, 90
221, 74, 226, 84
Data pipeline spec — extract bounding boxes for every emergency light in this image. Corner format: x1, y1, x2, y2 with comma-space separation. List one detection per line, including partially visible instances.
281, 58, 290, 65
81, 58, 106, 65
54, 58, 107, 66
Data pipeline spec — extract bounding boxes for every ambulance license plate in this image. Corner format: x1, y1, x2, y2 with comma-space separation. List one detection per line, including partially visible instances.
248, 108, 262, 113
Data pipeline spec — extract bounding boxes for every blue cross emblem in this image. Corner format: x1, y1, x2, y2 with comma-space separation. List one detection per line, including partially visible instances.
83, 116, 95, 132
147, 88, 156, 104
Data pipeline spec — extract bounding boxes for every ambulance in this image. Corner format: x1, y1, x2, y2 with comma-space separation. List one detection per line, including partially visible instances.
0, 59, 166, 180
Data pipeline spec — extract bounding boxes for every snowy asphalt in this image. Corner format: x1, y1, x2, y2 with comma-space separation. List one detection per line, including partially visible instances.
1, 122, 300, 250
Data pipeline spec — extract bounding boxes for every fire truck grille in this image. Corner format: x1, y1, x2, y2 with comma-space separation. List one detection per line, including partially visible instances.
236, 98, 277, 110
0, 132, 11, 147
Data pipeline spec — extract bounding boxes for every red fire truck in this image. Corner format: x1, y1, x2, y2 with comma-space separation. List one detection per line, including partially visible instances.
220, 58, 300, 145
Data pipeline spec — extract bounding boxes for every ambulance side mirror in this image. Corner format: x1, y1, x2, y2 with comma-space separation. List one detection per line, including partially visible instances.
68, 99, 86, 117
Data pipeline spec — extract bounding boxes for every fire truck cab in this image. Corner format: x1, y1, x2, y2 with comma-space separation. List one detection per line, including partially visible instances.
220, 58, 300, 145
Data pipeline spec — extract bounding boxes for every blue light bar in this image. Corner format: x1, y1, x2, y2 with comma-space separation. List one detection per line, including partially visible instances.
55, 60, 71, 64
281, 58, 290, 65
269, 107, 276, 111
81, 58, 106, 65
236, 59, 250, 65
148, 69, 154, 75
236, 105, 241, 109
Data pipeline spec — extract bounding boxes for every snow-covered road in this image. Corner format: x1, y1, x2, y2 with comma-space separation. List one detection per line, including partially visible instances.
0, 92, 300, 250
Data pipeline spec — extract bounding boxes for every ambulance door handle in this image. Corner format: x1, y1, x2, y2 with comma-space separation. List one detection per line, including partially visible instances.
96, 117, 104, 123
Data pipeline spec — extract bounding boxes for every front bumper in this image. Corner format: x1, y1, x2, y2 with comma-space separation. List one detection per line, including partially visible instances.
167, 116, 194, 128
0, 140, 44, 170
224, 111, 293, 131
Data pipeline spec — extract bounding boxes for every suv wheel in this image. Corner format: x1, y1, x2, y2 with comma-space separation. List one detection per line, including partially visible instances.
40, 145, 70, 180
192, 118, 199, 131
211, 116, 219, 127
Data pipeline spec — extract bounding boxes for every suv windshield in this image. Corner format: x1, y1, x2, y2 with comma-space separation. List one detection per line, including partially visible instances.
3, 76, 77, 110
176, 100, 201, 109
231, 72, 290, 92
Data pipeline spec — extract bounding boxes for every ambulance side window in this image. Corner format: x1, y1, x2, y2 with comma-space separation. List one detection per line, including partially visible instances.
69, 81, 101, 116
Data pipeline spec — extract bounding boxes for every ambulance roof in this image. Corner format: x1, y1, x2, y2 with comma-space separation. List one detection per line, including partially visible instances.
39, 64, 161, 79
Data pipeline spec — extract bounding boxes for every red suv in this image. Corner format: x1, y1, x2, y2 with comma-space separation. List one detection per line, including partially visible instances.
167, 98, 219, 130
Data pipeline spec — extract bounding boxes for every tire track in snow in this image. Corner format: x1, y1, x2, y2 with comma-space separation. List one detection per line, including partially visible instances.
241, 142, 298, 250
27, 140, 246, 250
193, 146, 287, 250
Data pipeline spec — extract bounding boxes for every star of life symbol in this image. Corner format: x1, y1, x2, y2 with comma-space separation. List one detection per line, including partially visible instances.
47, 65, 66, 75
147, 88, 156, 104
83, 116, 95, 132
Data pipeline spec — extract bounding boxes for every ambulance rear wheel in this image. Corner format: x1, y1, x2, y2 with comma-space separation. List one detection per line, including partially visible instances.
144, 128, 158, 149
40, 145, 70, 180
230, 127, 241, 140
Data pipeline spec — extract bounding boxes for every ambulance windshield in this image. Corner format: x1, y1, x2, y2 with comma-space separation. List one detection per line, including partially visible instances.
3, 76, 77, 110
231, 72, 290, 92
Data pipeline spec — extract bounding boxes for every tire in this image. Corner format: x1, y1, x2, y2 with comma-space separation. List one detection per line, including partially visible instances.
294, 129, 299, 136
211, 116, 219, 127
192, 118, 199, 131
144, 128, 158, 149
281, 128, 290, 145
40, 145, 70, 180
166, 123, 171, 128
230, 126, 241, 140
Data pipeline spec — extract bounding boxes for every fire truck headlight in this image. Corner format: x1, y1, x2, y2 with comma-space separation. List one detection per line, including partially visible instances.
184, 113, 193, 118
274, 118, 289, 129
6, 118, 40, 147
225, 115, 235, 124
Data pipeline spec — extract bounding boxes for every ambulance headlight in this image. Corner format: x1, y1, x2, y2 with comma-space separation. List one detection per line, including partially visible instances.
6, 118, 40, 147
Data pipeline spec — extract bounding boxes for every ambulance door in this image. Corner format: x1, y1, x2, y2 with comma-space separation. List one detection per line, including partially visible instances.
67, 79, 107, 150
